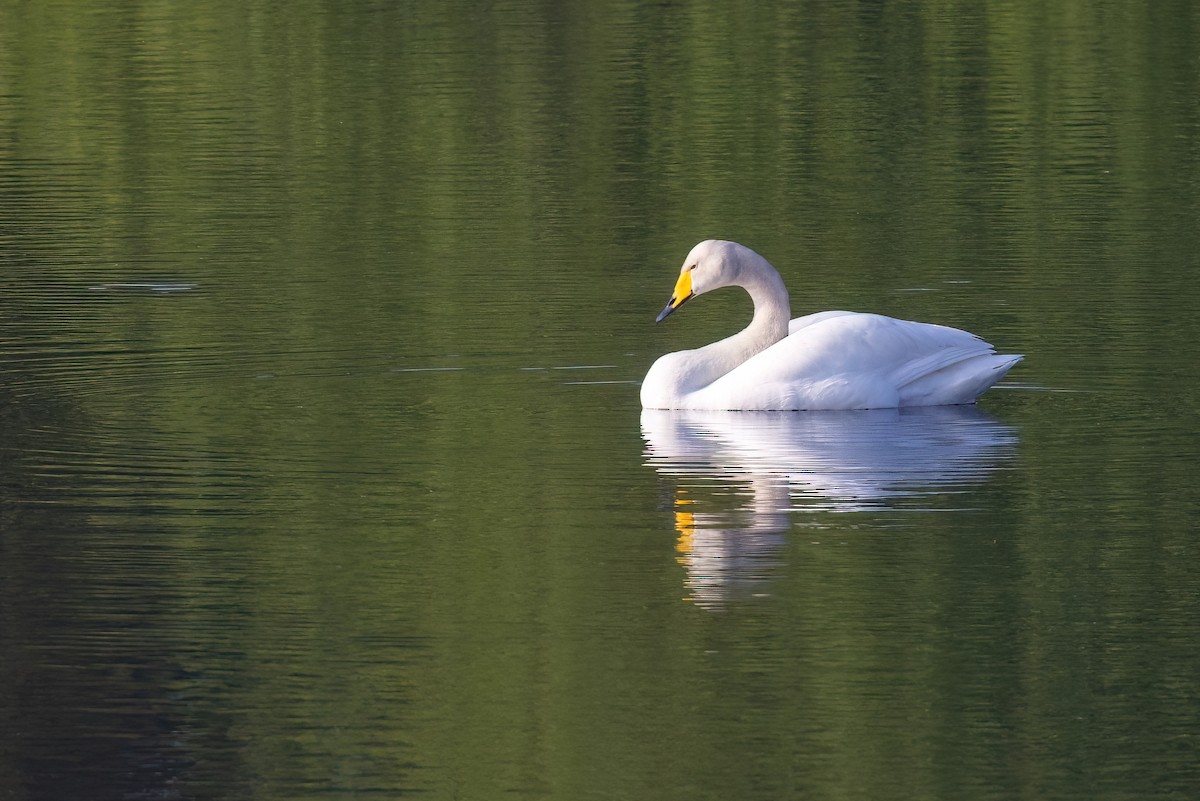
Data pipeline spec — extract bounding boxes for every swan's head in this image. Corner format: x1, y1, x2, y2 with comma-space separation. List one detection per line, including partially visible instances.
655, 240, 764, 323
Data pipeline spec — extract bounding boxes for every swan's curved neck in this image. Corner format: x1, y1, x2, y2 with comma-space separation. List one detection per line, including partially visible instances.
680, 259, 792, 393
743, 267, 791, 341
728, 261, 791, 357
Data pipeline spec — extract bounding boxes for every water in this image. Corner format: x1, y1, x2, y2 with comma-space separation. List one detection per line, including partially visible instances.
2, 1, 1199, 799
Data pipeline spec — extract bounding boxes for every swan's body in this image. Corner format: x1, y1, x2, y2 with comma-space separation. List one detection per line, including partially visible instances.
640, 240, 1022, 411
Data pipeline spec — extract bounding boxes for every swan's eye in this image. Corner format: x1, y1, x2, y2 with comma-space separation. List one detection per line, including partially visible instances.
686, 264, 697, 272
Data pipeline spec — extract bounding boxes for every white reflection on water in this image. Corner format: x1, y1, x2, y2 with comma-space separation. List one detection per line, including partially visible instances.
641, 406, 1019, 608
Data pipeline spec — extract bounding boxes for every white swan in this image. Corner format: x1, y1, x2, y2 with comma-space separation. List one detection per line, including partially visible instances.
641, 240, 1022, 411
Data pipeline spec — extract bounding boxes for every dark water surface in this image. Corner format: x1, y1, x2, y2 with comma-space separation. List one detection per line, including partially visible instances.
3, 2, 1199, 799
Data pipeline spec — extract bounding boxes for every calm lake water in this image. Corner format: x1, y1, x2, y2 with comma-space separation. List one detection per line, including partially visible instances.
2, 1, 1199, 799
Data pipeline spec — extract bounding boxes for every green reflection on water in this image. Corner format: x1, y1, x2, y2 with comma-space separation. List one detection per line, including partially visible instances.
2, 1, 1199, 800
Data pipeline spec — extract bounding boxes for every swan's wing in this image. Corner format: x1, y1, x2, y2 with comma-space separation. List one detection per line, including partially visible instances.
701, 313, 1017, 410
776, 313, 989, 377
897, 351, 1023, 406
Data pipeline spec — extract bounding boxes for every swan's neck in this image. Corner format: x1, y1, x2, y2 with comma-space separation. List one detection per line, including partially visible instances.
680, 263, 791, 389
721, 264, 791, 363
744, 267, 791, 343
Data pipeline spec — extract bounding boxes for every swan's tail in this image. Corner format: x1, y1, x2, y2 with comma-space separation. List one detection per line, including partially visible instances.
898, 350, 1023, 406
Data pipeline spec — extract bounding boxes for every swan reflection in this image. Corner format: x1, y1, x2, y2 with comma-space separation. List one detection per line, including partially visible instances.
642, 406, 1018, 608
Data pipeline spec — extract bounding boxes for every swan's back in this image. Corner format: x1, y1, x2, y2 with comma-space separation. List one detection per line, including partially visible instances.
688, 312, 1021, 411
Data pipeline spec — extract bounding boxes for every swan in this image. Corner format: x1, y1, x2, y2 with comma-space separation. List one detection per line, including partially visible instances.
640, 240, 1022, 411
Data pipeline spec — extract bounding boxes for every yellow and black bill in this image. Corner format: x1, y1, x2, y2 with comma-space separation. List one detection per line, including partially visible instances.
655, 270, 695, 323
